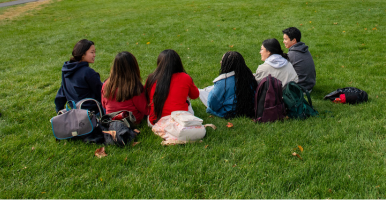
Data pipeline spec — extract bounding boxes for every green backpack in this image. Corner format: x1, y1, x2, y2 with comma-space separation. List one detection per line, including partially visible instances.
282, 81, 318, 119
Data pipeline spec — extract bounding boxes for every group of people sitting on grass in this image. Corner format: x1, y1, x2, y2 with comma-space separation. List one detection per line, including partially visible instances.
54, 27, 316, 126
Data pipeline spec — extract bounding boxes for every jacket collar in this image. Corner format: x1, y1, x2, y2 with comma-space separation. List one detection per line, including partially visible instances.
213, 71, 235, 83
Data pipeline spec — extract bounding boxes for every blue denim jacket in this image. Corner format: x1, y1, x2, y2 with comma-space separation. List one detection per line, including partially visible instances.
206, 72, 236, 117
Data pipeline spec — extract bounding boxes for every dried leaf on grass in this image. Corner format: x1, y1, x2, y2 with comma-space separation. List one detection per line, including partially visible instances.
298, 145, 304, 152
226, 122, 233, 128
132, 142, 140, 147
292, 152, 303, 160
95, 147, 107, 158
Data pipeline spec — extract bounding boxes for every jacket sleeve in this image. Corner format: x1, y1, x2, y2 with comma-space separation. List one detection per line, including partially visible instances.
86, 72, 103, 103
54, 85, 67, 112
207, 81, 226, 112
132, 89, 150, 116
254, 68, 267, 84
188, 77, 200, 100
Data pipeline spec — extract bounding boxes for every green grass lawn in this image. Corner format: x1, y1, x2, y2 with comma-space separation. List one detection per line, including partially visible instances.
1, 0, 386, 198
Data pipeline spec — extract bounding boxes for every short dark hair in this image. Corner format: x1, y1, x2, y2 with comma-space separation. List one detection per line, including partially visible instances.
282, 27, 301, 42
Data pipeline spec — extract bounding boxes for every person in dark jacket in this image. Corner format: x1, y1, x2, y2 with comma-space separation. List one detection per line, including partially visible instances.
282, 27, 316, 92
55, 39, 103, 113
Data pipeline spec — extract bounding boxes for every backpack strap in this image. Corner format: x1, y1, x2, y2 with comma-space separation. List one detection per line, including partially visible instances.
304, 90, 313, 107
76, 98, 104, 116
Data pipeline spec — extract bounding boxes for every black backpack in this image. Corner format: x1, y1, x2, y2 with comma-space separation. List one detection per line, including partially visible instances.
324, 87, 368, 104
254, 74, 286, 123
282, 81, 318, 119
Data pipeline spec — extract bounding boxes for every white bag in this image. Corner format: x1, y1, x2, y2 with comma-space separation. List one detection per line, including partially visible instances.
152, 111, 216, 145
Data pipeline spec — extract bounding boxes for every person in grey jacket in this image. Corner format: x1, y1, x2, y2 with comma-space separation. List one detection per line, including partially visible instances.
282, 27, 316, 91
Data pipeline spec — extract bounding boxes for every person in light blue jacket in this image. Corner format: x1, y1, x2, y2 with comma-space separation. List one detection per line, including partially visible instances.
205, 51, 257, 119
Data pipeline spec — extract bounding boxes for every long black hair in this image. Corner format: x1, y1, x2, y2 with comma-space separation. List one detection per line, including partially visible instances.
220, 51, 257, 119
262, 38, 289, 60
70, 39, 94, 62
145, 49, 186, 124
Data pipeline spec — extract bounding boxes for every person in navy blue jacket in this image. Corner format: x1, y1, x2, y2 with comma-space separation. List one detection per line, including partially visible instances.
54, 39, 103, 113
205, 51, 257, 119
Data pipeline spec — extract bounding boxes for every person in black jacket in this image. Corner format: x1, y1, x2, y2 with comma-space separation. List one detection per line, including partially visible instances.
54, 39, 103, 113
282, 27, 316, 92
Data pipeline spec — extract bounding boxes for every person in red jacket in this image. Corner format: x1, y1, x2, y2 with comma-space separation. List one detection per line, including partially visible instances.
145, 49, 199, 126
101, 51, 148, 124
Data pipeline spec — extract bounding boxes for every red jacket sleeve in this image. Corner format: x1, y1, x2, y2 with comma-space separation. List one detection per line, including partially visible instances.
188, 77, 199, 100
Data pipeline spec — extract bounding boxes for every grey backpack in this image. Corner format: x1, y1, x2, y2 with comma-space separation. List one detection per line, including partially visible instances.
50, 98, 104, 140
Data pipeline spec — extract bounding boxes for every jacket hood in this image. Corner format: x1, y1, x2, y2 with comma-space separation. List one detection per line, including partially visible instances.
62, 61, 89, 77
264, 54, 288, 69
289, 42, 308, 53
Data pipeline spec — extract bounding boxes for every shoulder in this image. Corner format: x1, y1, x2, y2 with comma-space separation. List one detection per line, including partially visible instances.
172, 72, 193, 82
258, 62, 272, 70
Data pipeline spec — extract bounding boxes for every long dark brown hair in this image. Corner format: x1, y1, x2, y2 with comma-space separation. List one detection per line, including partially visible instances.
103, 51, 143, 102
70, 39, 94, 62
220, 51, 257, 119
145, 49, 186, 124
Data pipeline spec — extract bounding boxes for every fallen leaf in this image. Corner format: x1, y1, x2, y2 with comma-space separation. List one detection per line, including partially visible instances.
177, 35, 180, 37
132, 142, 140, 147
376, 185, 380, 188
100, 178, 103, 181
31, 147, 35, 151
333, 22, 338, 25
232, 164, 237, 167
226, 122, 233, 128
300, 24, 303, 26
209, 115, 213, 118
41, 192, 46, 194
343, 31, 346, 33
146, 42, 150, 44
47, 155, 54, 160
95, 147, 107, 158
298, 145, 304, 152
364, 28, 367, 30
136, 42, 138, 45
376, 95, 378, 98
233, 28, 236, 30
229, 45, 234, 48
309, 21, 312, 23
125, 157, 127, 161
217, 25, 220, 27
372, 27, 377, 30
292, 152, 303, 160
341, 65, 344, 68
328, 189, 332, 193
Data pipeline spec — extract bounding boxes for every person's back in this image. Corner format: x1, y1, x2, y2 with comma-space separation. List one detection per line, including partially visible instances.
55, 39, 102, 113
146, 49, 199, 126
206, 51, 257, 118
283, 27, 316, 91
287, 42, 315, 91
101, 51, 148, 124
